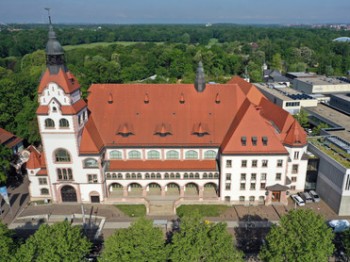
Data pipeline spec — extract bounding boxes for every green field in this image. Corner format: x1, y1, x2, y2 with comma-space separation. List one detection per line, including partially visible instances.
63, 41, 161, 51
115, 204, 147, 217
177, 204, 229, 217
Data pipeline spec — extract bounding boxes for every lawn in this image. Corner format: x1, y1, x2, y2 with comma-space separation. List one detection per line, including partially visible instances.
115, 204, 146, 217
177, 204, 229, 217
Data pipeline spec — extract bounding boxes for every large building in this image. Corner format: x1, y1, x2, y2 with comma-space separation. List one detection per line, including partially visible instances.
26, 25, 308, 208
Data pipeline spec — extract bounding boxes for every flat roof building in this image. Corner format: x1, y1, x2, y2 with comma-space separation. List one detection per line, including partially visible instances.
293, 76, 350, 94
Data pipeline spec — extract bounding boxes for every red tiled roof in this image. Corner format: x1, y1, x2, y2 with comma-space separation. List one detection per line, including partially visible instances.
0, 128, 23, 149
26, 147, 46, 171
108, 160, 218, 171
79, 116, 104, 154
221, 99, 288, 155
38, 68, 80, 94
284, 120, 307, 146
36, 99, 86, 115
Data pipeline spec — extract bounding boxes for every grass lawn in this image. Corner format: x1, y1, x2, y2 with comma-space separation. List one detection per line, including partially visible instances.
115, 204, 146, 217
63, 41, 162, 51
177, 204, 229, 217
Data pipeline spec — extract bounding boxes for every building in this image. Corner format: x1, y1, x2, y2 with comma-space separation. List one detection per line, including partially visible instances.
26, 25, 308, 208
254, 83, 318, 115
293, 76, 350, 94
329, 94, 350, 115
0, 127, 24, 155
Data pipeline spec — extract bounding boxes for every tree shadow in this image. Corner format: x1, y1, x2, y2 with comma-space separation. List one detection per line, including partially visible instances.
12, 219, 46, 242
19, 193, 28, 207
10, 193, 19, 205
234, 214, 271, 256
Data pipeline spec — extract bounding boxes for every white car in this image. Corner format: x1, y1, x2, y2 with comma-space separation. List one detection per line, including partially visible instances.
291, 194, 305, 206
309, 190, 320, 202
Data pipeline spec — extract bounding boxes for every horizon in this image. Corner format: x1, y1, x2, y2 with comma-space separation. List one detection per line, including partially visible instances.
1, 0, 350, 25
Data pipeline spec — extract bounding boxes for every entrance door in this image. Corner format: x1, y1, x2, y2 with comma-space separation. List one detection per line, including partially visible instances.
61, 185, 77, 202
272, 191, 281, 202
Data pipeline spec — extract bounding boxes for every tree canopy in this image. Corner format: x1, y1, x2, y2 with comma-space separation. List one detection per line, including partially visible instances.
14, 221, 91, 262
259, 209, 334, 262
0, 222, 16, 262
99, 217, 166, 262
0, 145, 12, 183
167, 213, 244, 262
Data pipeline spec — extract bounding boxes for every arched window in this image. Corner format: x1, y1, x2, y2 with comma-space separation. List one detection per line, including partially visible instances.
45, 118, 55, 128
129, 150, 141, 159
185, 150, 198, 159
54, 149, 71, 162
204, 150, 216, 159
40, 188, 49, 195
110, 150, 122, 159
147, 150, 160, 159
166, 150, 179, 159
59, 118, 69, 128
83, 158, 98, 168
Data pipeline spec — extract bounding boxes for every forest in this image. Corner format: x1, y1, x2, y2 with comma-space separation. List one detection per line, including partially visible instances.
1, 24, 350, 145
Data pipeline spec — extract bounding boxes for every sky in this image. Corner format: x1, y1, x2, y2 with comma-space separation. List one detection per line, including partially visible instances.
0, 0, 350, 25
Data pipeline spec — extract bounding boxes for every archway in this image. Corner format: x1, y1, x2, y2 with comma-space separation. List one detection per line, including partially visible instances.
184, 183, 199, 196
165, 183, 180, 196
109, 183, 123, 196
61, 185, 77, 202
128, 183, 143, 196
203, 183, 218, 197
147, 183, 161, 196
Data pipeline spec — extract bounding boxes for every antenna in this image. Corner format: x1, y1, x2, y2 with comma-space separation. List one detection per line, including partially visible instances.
44, 7, 52, 25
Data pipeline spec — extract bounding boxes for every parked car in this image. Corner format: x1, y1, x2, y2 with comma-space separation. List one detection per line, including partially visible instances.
299, 192, 313, 203
328, 220, 350, 233
309, 190, 320, 202
291, 194, 305, 206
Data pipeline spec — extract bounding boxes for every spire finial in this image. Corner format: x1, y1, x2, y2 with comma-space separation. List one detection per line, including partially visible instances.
45, 8, 52, 25
195, 61, 206, 92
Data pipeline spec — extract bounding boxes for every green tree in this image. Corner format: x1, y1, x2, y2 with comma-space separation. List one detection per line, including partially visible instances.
259, 209, 334, 262
312, 122, 329, 136
342, 229, 350, 260
14, 221, 91, 262
167, 214, 243, 262
99, 217, 166, 262
0, 144, 12, 183
270, 53, 283, 72
294, 109, 309, 128
0, 221, 16, 262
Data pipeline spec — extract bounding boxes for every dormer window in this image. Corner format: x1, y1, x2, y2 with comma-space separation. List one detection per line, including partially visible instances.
117, 123, 134, 137
262, 136, 268, 146
192, 123, 209, 137
155, 123, 171, 137
241, 136, 247, 146
252, 136, 257, 146
179, 93, 185, 104
144, 93, 149, 104
215, 93, 220, 104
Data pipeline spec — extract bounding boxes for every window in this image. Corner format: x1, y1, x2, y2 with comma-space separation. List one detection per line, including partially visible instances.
88, 174, 98, 183
195, 173, 200, 179
240, 173, 246, 181
239, 196, 245, 202
78, 115, 81, 125
226, 173, 231, 181
52, 107, 57, 112
259, 196, 265, 202
250, 183, 256, 190
157, 173, 161, 179
262, 160, 268, 167
241, 160, 247, 168
166, 150, 179, 159
145, 173, 150, 179
110, 150, 122, 159
240, 183, 246, 190
184, 173, 189, 179
45, 118, 55, 128
294, 151, 299, 160
276, 173, 282, 181
147, 150, 160, 159
83, 158, 98, 168
251, 173, 257, 181
165, 173, 170, 179
277, 159, 283, 167
261, 173, 267, 180
55, 149, 71, 162
129, 150, 141, 159
260, 182, 266, 189
40, 188, 49, 195
57, 168, 73, 180
292, 164, 299, 174
241, 136, 247, 146
286, 102, 300, 107
185, 150, 198, 159
252, 136, 257, 146
126, 173, 131, 179
176, 173, 180, 179
39, 178, 47, 185
203, 173, 208, 179
290, 186, 296, 190
252, 160, 257, 167
262, 136, 268, 146
83, 111, 86, 121
249, 196, 255, 202
291, 177, 297, 182
226, 160, 232, 168
59, 118, 69, 128
204, 150, 216, 159
225, 183, 231, 190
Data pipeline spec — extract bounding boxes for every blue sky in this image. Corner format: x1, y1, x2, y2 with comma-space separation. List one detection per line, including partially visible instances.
1, 0, 349, 24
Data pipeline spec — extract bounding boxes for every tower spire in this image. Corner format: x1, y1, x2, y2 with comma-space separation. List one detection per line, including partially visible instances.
195, 61, 206, 92
44, 8, 67, 74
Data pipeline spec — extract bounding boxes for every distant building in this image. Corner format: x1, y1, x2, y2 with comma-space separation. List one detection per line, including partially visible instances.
329, 94, 350, 115
293, 76, 350, 94
0, 128, 23, 155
